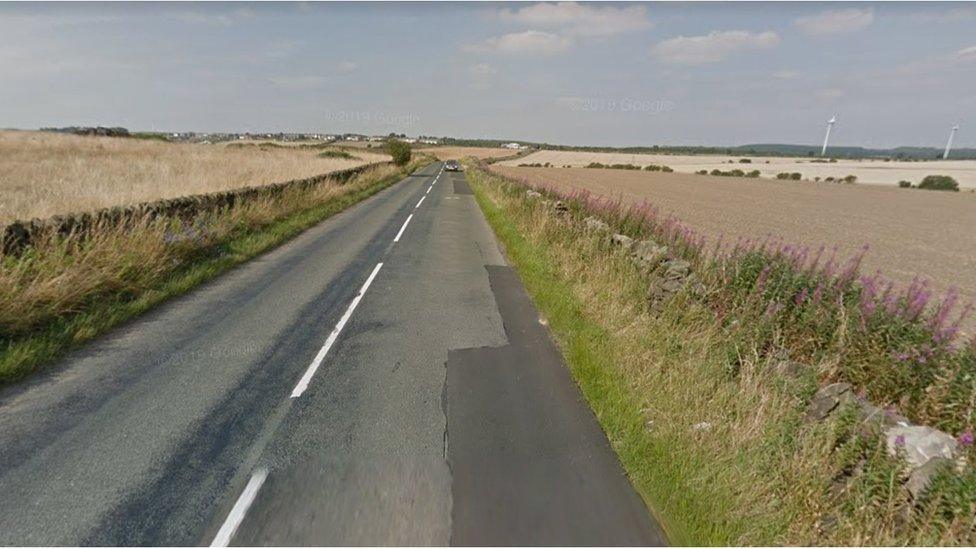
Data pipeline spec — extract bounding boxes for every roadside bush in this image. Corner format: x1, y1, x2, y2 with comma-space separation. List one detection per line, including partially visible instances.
746, 170, 760, 178
696, 169, 708, 175
917, 175, 960, 192
843, 174, 858, 184
739, 158, 752, 163
586, 162, 606, 169
776, 172, 791, 180
791, 172, 802, 180
385, 139, 412, 166
317, 150, 357, 160
898, 180, 912, 188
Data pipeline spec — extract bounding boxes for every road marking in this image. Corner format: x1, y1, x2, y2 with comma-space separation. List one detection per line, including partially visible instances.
415, 196, 426, 208
425, 185, 433, 194
290, 262, 384, 398
210, 468, 269, 547
393, 214, 413, 243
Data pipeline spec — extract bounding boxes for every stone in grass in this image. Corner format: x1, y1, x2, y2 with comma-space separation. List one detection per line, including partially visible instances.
584, 216, 610, 233
905, 457, 953, 500
553, 201, 569, 216
526, 190, 543, 199
885, 425, 958, 470
610, 233, 635, 251
774, 360, 808, 380
631, 240, 668, 267
661, 259, 692, 280
804, 382, 855, 422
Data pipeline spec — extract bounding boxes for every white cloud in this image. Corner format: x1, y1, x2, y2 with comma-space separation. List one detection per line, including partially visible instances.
337, 60, 358, 73
794, 8, 874, 36
498, 2, 650, 37
464, 30, 572, 56
468, 63, 497, 89
650, 30, 780, 65
957, 46, 976, 62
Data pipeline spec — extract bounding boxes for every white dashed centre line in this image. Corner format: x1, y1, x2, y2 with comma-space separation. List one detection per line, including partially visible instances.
290, 262, 385, 398
210, 468, 269, 547
415, 195, 426, 208
393, 214, 413, 243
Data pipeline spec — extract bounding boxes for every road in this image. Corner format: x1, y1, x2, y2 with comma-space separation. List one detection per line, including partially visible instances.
0, 163, 666, 546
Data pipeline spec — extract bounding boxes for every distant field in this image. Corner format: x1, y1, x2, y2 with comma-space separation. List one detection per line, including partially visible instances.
498, 150, 976, 189
0, 131, 389, 222
491, 165, 976, 328
417, 146, 517, 161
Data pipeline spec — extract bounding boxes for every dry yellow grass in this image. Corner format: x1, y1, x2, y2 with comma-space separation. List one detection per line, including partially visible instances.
0, 130, 390, 222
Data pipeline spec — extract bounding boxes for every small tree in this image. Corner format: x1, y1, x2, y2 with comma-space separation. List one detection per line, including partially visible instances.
917, 175, 959, 191
386, 139, 411, 166
898, 180, 912, 188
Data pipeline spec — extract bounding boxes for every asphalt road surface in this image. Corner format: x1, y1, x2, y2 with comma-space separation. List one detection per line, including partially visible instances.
0, 163, 666, 546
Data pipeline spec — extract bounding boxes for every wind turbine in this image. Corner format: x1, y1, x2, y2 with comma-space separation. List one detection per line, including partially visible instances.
943, 124, 960, 160
821, 115, 836, 157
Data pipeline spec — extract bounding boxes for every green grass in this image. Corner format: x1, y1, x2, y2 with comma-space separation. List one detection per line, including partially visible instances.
0, 160, 429, 384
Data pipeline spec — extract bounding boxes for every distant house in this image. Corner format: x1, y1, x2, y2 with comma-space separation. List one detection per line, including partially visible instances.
502, 142, 523, 149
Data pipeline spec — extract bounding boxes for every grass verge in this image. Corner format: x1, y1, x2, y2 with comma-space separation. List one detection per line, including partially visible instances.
0, 158, 431, 384
468, 165, 976, 545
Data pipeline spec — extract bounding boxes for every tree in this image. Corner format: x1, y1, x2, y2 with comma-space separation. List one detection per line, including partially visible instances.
386, 139, 411, 166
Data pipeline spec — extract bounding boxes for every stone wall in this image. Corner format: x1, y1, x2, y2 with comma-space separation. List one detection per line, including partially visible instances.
1, 163, 389, 256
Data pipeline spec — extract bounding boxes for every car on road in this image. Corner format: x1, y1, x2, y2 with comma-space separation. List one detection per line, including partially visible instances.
444, 160, 461, 171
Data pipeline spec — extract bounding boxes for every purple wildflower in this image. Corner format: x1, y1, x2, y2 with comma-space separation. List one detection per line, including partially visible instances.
894, 434, 906, 447
794, 287, 809, 307
958, 430, 974, 447
755, 265, 772, 296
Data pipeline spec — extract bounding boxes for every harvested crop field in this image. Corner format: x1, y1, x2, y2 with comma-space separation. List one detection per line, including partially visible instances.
418, 146, 519, 161
491, 165, 976, 328
0, 130, 390, 223
498, 150, 976, 189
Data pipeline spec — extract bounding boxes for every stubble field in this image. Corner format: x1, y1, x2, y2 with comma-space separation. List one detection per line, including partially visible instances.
0, 131, 390, 223
497, 150, 976, 188
416, 146, 519, 161
491, 165, 976, 328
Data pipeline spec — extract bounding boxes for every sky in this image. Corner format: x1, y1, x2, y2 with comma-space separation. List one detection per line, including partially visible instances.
1, 1, 974, 148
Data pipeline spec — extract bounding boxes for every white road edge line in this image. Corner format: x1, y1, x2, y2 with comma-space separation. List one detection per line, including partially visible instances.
415, 196, 426, 208
210, 468, 269, 547
393, 214, 413, 243
290, 262, 384, 398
